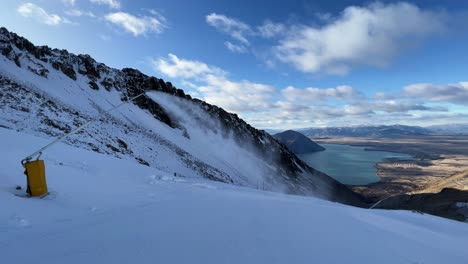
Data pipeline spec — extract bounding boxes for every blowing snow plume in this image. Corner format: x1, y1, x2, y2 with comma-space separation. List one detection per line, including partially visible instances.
0, 27, 366, 206
145, 91, 365, 205
148, 91, 287, 191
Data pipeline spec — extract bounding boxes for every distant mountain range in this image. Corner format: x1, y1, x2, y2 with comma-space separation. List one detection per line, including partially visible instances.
299, 125, 431, 138
273, 130, 325, 154
266, 124, 468, 138
263, 129, 283, 135
426, 124, 468, 135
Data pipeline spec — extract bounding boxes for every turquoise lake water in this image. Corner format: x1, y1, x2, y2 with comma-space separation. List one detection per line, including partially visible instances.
298, 143, 413, 185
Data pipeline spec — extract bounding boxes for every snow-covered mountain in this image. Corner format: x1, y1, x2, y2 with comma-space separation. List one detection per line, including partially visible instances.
0, 27, 364, 205
1, 128, 467, 264
299, 125, 431, 138
427, 123, 468, 135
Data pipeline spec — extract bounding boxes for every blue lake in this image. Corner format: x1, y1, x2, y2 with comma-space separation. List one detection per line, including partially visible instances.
298, 144, 413, 185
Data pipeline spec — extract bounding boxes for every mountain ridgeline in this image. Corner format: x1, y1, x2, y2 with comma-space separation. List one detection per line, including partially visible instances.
299, 125, 432, 138
0, 27, 366, 206
273, 130, 325, 154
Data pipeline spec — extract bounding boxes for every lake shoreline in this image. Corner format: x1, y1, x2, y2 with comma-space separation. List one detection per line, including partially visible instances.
314, 136, 468, 201
299, 143, 411, 186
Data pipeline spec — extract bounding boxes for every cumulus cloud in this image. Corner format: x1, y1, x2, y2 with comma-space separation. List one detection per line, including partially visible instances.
335, 100, 448, 116
153, 54, 274, 113
251, 82, 455, 128
257, 20, 286, 38
205, 15, 286, 53
153, 53, 224, 79
206, 3, 447, 74
206, 13, 252, 44
403, 82, 468, 105
248, 103, 374, 129
343, 104, 374, 115
17, 3, 68, 25
224, 41, 248, 53
65, 9, 95, 17
282, 85, 362, 101
274, 2, 446, 75
152, 53, 465, 129
200, 75, 274, 112
62, 0, 76, 6
374, 100, 448, 113
90, 0, 121, 9
105, 11, 166, 36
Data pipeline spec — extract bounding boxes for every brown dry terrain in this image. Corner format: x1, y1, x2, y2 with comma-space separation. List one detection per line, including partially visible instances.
314, 136, 468, 201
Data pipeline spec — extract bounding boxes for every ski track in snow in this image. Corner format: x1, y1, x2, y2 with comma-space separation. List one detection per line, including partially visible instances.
1, 128, 468, 264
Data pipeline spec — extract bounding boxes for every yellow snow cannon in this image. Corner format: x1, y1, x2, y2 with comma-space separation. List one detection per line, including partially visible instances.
22, 159, 48, 197
18, 92, 146, 198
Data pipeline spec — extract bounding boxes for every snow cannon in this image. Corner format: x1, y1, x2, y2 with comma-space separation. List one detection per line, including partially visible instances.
22, 159, 48, 197
18, 92, 147, 198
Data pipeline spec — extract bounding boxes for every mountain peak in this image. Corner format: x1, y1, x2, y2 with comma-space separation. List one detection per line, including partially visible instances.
273, 130, 325, 154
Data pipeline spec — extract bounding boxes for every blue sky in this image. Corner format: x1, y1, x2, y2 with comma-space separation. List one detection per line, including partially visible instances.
1, 0, 468, 129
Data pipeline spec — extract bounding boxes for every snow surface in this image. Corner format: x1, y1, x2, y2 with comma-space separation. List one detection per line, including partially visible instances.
1, 128, 468, 264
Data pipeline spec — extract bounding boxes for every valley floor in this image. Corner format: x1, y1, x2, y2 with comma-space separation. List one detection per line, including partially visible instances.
1, 128, 468, 264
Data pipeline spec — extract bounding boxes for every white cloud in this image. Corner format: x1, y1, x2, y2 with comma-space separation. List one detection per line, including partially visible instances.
65, 9, 95, 17
315, 12, 333, 22
206, 13, 252, 44
62, 0, 76, 6
337, 100, 447, 115
99, 34, 111, 41
403, 82, 468, 105
153, 54, 274, 113
146, 9, 167, 24
152, 53, 465, 129
90, 0, 121, 9
248, 103, 375, 129
181, 80, 199, 89
17, 3, 68, 26
275, 2, 446, 75
205, 3, 449, 76
105, 12, 166, 36
282, 85, 362, 101
224, 41, 248, 54
199, 75, 274, 112
152, 53, 224, 79
257, 20, 286, 38
373, 100, 447, 113
343, 104, 374, 115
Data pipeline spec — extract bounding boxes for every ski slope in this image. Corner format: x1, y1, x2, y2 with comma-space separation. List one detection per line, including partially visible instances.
1, 127, 468, 264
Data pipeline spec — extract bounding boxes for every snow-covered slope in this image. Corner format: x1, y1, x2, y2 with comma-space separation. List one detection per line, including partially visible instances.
0, 27, 364, 205
1, 128, 467, 264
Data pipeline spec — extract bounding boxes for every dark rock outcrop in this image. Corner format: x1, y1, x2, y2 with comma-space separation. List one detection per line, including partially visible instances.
374, 188, 468, 222
274, 130, 325, 154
